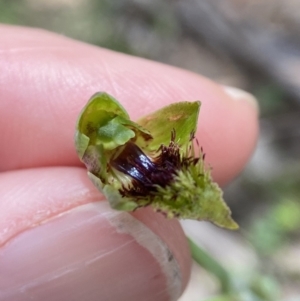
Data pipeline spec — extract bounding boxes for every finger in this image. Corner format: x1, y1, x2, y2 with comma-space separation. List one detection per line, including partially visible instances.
0, 25, 259, 184
0, 167, 190, 301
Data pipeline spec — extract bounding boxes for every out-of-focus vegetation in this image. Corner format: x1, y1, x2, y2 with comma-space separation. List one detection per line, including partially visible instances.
1, 0, 300, 300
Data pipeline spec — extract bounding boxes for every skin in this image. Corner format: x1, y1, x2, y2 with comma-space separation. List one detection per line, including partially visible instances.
0, 25, 259, 301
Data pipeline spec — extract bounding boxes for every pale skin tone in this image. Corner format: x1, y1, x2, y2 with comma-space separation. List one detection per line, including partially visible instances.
0, 25, 259, 301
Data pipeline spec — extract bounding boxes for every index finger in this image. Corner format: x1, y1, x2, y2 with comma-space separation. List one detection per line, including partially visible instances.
0, 25, 258, 184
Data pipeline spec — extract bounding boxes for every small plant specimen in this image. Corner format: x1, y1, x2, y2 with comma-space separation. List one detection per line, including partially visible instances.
75, 92, 238, 229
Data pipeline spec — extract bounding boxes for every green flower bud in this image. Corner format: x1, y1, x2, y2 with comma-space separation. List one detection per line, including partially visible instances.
75, 92, 238, 229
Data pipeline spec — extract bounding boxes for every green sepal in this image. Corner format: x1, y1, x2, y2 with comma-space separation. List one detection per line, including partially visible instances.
75, 131, 90, 160
102, 185, 138, 211
76, 92, 151, 153
88, 172, 138, 211
138, 101, 200, 150
75, 92, 152, 179
152, 163, 238, 229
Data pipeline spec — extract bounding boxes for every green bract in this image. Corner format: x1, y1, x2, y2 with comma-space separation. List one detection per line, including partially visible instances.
75, 92, 238, 229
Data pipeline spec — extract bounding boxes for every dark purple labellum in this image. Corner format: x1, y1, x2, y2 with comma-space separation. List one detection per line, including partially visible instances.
110, 140, 182, 197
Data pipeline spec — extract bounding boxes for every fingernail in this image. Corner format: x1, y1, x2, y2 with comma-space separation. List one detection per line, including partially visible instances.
223, 85, 259, 113
0, 202, 182, 301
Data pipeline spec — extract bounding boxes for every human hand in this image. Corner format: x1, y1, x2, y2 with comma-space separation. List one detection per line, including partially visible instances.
0, 25, 258, 301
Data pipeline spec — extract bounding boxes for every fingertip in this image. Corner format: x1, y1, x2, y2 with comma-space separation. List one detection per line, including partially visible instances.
199, 84, 259, 185
131, 207, 192, 291
0, 167, 191, 301
0, 203, 190, 301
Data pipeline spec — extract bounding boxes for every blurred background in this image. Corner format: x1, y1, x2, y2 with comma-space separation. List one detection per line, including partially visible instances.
1, 0, 300, 300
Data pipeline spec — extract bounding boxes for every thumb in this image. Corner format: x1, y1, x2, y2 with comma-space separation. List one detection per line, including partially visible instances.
0, 167, 190, 301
